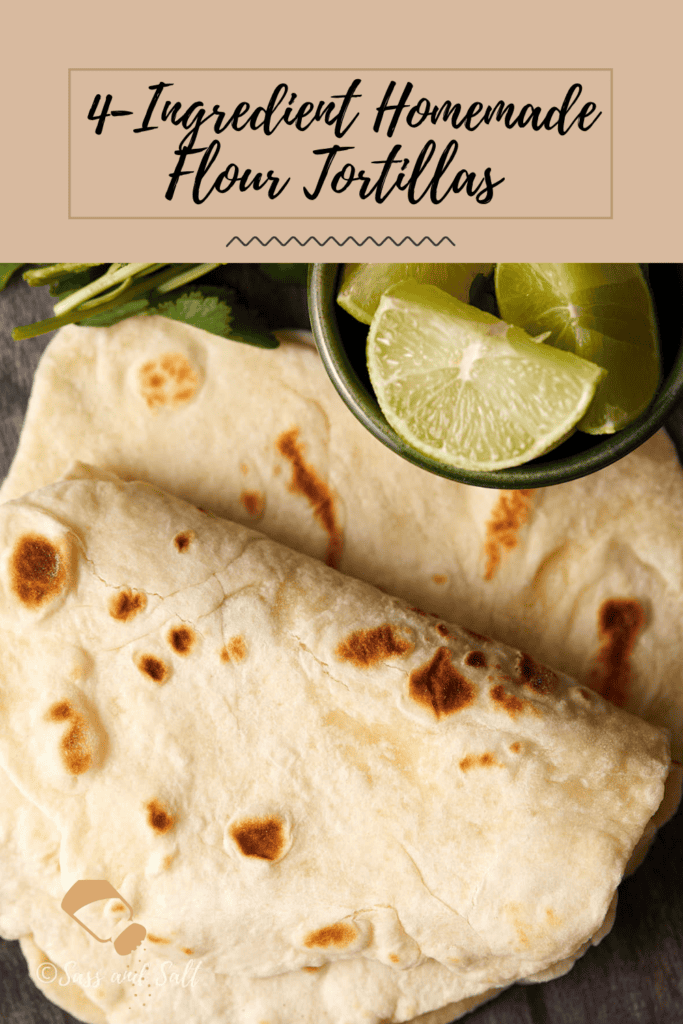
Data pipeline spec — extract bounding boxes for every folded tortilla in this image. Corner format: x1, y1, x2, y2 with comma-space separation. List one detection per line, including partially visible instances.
1, 318, 682, 758
0, 466, 669, 1024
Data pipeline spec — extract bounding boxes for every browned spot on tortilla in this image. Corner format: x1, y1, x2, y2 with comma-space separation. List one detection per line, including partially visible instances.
109, 588, 147, 622
510, 742, 521, 753
182, 948, 194, 956
432, 574, 447, 585
147, 935, 170, 944
146, 799, 176, 834
174, 530, 194, 552
304, 966, 321, 973
60, 717, 92, 775
136, 654, 169, 685
221, 636, 247, 663
48, 700, 73, 722
546, 908, 561, 925
10, 534, 69, 608
276, 428, 343, 568
516, 652, 558, 695
230, 816, 286, 861
589, 598, 645, 707
111, 903, 125, 913
483, 490, 533, 580
459, 752, 500, 771
389, 953, 400, 963
47, 701, 93, 774
409, 648, 476, 718
168, 625, 196, 656
163, 853, 175, 870
303, 923, 357, 949
578, 687, 593, 702
436, 623, 450, 638
240, 490, 265, 516
335, 625, 414, 667
138, 353, 199, 410
464, 650, 487, 669
490, 684, 529, 719
464, 627, 491, 645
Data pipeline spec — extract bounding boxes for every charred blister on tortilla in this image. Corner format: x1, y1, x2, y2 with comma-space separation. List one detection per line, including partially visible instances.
334, 623, 415, 667
109, 587, 147, 621
135, 653, 171, 686
166, 624, 197, 657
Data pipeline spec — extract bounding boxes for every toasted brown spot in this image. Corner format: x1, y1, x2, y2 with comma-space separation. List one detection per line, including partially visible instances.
509, 742, 521, 753
464, 650, 487, 669
181, 948, 194, 956
432, 574, 447, 585
303, 923, 357, 949
304, 966, 321, 973
174, 530, 194, 552
464, 627, 491, 645
147, 934, 170, 944
459, 752, 500, 771
336, 625, 414, 668
61, 717, 92, 775
10, 534, 69, 608
111, 903, 125, 913
490, 684, 529, 719
136, 654, 169, 684
409, 648, 476, 718
109, 588, 147, 622
146, 799, 176, 834
221, 636, 247, 663
589, 598, 645, 707
389, 954, 400, 964
240, 490, 265, 516
168, 625, 196, 656
163, 853, 175, 870
47, 700, 93, 774
436, 623, 450, 637
230, 816, 286, 861
546, 908, 561, 925
138, 353, 199, 410
516, 653, 558, 695
578, 687, 593, 702
484, 490, 533, 580
276, 428, 343, 569
48, 700, 73, 722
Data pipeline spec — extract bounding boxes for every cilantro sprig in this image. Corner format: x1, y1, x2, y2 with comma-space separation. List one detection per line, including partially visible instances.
7, 263, 279, 348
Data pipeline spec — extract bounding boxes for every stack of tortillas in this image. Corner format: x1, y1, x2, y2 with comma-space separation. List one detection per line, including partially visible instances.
0, 317, 680, 1024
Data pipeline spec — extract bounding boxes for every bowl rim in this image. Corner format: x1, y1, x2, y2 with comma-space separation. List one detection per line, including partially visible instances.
308, 262, 683, 489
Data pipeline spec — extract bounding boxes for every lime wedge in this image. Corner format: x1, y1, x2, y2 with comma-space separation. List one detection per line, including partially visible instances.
494, 264, 660, 434
338, 263, 493, 325
366, 281, 606, 472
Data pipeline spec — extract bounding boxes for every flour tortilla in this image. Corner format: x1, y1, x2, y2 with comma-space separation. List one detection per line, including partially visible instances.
0, 467, 669, 1024
1, 318, 683, 757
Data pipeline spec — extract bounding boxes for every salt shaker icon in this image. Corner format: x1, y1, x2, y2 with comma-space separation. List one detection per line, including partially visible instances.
61, 880, 147, 955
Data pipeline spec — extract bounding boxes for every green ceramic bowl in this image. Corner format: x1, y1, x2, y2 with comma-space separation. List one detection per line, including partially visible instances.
308, 263, 683, 488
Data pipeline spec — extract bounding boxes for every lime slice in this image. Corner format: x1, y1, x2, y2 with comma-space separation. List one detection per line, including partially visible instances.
366, 281, 606, 472
338, 263, 494, 325
494, 264, 660, 434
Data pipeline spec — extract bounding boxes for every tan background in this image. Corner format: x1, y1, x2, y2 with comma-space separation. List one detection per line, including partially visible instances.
2, 0, 681, 260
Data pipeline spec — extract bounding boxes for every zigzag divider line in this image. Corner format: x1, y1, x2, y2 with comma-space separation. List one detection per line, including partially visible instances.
225, 235, 456, 247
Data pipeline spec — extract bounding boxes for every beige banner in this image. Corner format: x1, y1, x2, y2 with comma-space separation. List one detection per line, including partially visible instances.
69, 69, 611, 225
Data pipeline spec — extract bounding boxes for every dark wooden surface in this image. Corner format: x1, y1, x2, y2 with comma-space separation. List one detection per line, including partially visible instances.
1, 268, 682, 1024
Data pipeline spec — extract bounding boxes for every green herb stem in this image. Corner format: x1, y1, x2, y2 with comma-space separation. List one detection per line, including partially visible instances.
12, 264, 198, 341
53, 262, 159, 317
155, 263, 223, 294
